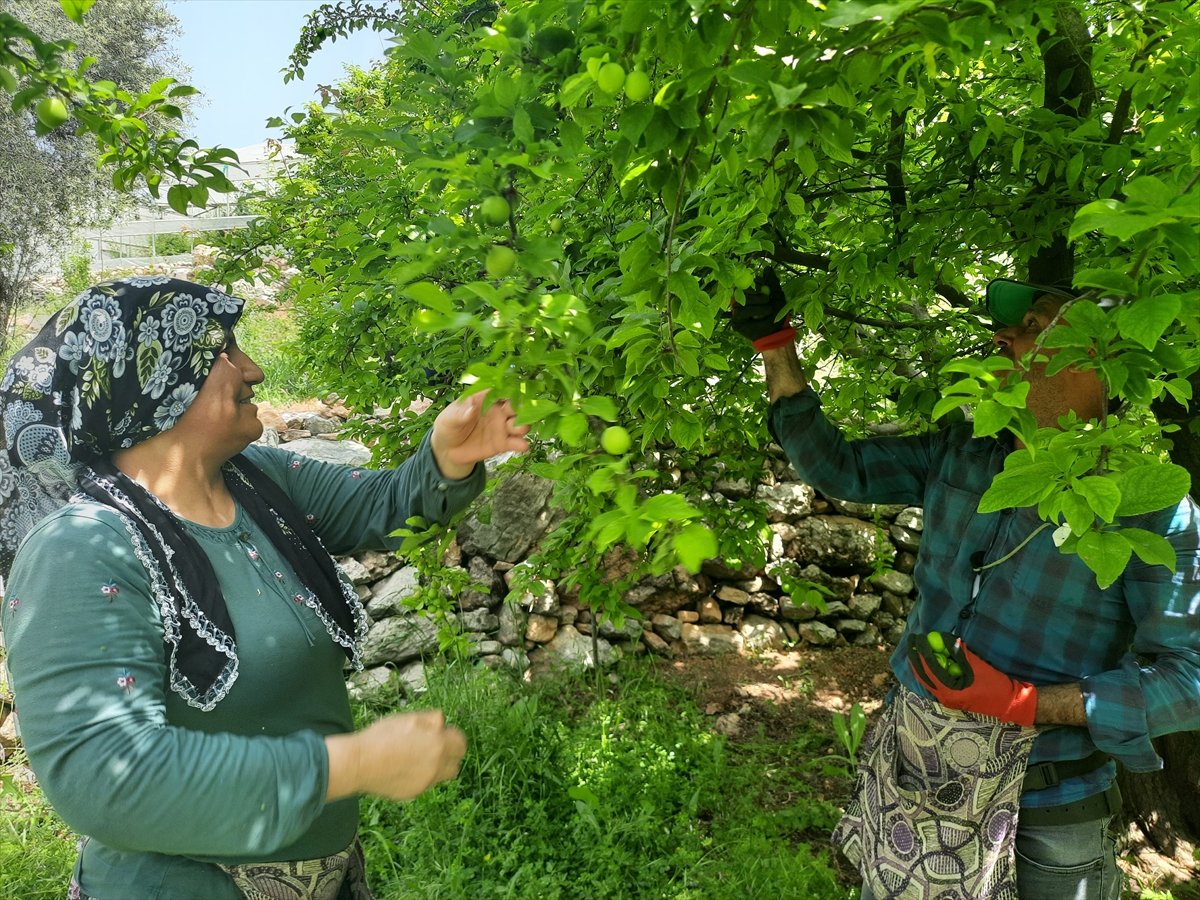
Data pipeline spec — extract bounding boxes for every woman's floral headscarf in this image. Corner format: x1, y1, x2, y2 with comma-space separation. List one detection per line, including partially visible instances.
0, 276, 366, 709
0, 276, 242, 573
3, 275, 242, 472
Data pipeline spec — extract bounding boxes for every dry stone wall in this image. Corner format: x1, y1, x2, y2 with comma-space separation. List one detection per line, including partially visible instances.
312, 428, 925, 703
0, 404, 925, 759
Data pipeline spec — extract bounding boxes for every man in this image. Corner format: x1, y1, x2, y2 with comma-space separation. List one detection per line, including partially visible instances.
732, 273, 1200, 898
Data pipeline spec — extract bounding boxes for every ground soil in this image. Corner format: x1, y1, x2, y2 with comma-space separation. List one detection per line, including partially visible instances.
654, 645, 1198, 899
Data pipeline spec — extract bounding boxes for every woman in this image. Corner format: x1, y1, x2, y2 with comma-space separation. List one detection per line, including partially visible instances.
0, 276, 529, 899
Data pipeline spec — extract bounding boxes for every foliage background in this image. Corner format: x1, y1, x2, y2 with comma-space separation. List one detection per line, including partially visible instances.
217, 0, 1199, 594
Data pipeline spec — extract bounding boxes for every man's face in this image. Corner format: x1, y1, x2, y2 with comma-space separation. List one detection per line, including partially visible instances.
990, 294, 1106, 426
991, 294, 1066, 365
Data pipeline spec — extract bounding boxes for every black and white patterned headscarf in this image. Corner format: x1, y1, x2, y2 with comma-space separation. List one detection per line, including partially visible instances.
0, 277, 365, 709
0, 276, 239, 570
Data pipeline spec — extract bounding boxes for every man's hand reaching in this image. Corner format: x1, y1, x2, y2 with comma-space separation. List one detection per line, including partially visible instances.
731, 268, 796, 352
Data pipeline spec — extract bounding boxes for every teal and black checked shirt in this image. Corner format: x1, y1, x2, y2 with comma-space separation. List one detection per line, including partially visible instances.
771, 388, 1200, 809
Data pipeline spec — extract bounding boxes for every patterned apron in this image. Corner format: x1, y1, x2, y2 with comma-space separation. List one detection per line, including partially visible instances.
832, 687, 1038, 899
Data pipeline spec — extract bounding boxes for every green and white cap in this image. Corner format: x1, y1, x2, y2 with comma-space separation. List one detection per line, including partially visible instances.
985, 278, 1076, 326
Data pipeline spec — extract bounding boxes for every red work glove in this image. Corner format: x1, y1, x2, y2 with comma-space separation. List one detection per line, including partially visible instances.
730, 268, 797, 352
908, 632, 1038, 727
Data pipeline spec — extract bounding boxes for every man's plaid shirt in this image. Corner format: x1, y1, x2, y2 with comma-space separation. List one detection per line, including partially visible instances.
771, 388, 1200, 808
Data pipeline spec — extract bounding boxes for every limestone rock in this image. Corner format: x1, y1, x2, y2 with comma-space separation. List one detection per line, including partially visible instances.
368, 566, 420, 619
282, 437, 372, 467
740, 614, 785, 652
651, 613, 682, 642
458, 472, 558, 562
360, 614, 439, 667
792, 515, 889, 571
680, 623, 743, 656
759, 481, 815, 522
797, 620, 839, 646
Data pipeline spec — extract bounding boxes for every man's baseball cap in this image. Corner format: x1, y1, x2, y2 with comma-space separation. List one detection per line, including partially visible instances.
985, 278, 1077, 327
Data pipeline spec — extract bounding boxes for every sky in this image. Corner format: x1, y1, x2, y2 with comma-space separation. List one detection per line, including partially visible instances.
166, 0, 392, 151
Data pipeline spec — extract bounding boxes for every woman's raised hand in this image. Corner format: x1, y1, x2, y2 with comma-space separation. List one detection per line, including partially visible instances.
429, 389, 530, 479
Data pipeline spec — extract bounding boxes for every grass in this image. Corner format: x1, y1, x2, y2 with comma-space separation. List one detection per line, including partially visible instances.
0, 658, 852, 899
0, 751, 78, 899
356, 659, 849, 899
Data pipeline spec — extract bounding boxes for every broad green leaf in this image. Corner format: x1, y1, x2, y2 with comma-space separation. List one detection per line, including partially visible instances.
993, 381, 1030, 408
639, 493, 697, 523
769, 81, 808, 110
669, 413, 704, 450
672, 522, 718, 573
1062, 299, 1109, 334
1076, 530, 1132, 589
59, 0, 95, 24
978, 462, 1060, 513
1122, 176, 1176, 208
1072, 268, 1135, 296
823, 0, 925, 27
1060, 492, 1094, 535
167, 183, 190, 215
579, 396, 618, 421
971, 399, 1011, 436
1114, 464, 1191, 517
1076, 476, 1121, 522
587, 467, 616, 495
1117, 294, 1182, 350
1118, 528, 1176, 571
931, 396, 966, 421
557, 412, 589, 446
402, 281, 453, 313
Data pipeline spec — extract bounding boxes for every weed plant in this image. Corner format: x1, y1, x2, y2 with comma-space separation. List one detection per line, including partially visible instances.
357, 659, 847, 900
0, 751, 78, 900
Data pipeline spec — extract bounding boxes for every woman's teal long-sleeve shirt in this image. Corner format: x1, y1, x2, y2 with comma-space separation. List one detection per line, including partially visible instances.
1, 437, 483, 899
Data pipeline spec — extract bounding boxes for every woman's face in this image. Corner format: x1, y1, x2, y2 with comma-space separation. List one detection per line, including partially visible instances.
174, 333, 266, 456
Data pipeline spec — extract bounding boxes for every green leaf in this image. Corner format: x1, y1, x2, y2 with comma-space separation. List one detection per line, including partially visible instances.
1060, 492, 1094, 535
59, 0, 95, 24
1076, 476, 1121, 523
1116, 294, 1182, 350
579, 396, 618, 421
1072, 268, 1135, 297
769, 81, 808, 110
971, 399, 1011, 436
1076, 530, 1132, 589
672, 523, 718, 573
1114, 464, 1191, 517
993, 381, 1030, 408
1123, 176, 1176, 208
639, 493, 697, 523
823, 0, 925, 27
557, 412, 589, 447
978, 462, 1060, 513
1118, 528, 1176, 571
931, 396, 966, 421
403, 281, 453, 313
669, 413, 704, 450
167, 183, 190, 215
587, 467, 616, 495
